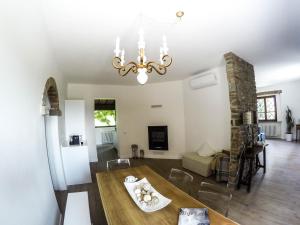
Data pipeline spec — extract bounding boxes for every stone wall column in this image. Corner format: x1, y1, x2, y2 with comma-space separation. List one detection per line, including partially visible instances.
224, 52, 258, 185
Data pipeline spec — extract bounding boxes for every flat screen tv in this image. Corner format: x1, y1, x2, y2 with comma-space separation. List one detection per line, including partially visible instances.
148, 126, 168, 151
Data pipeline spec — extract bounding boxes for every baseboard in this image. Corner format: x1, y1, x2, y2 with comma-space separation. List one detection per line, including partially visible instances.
144, 154, 182, 159
274, 137, 298, 141
89, 157, 98, 163
119, 153, 182, 160
266, 137, 281, 139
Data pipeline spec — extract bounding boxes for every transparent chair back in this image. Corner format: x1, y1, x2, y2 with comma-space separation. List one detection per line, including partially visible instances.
106, 159, 130, 171
198, 182, 232, 217
168, 168, 194, 194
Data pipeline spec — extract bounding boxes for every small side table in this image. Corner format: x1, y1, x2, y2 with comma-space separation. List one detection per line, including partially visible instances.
296, 124, 300, 142
237, 144, 267, 193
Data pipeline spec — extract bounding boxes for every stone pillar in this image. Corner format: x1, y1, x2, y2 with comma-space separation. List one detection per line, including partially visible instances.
224, 52, 258, 185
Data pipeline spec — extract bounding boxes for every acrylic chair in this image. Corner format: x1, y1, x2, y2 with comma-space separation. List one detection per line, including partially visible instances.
106, 159, 130, 171
168, 168, 194, 194
197, 181, 232, 217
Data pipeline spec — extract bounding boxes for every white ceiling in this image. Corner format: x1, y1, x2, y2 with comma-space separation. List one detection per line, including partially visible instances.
42, 0, 300, 87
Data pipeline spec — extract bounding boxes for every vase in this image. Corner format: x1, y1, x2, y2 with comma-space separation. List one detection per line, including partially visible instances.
140, 149, 144, 159
285, 133, 293, 142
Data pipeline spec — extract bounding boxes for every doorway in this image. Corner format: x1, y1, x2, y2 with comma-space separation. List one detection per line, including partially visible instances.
42, 77, 66, 213
94, 99, 118, 163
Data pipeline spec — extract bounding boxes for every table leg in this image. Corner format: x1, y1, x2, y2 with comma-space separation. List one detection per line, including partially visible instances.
237, 156, 245, 190
255, 155, 259, 171
263, 147, 266, 174
247, 158, 253, 193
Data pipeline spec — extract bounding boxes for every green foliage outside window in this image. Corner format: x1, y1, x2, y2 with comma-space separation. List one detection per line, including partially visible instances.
94, 110, 116, 126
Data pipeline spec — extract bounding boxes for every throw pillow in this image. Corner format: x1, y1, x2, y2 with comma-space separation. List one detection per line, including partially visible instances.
196, 142, 217, 157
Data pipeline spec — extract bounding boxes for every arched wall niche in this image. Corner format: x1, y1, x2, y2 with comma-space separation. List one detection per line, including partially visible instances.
42, 77, 62, 116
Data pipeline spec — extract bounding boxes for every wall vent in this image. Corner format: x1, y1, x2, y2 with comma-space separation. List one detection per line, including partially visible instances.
151, 105, 162, 108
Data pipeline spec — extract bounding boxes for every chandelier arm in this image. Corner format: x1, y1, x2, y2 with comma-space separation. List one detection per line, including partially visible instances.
146, 61, 167, 75
112, 56, 122, 69
162, 55, 172, 67
113, 52, 172, 81
119, 62, 138, 77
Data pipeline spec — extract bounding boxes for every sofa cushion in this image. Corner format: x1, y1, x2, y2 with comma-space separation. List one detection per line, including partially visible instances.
196, 142, 217, 157
182, 152, 213, 177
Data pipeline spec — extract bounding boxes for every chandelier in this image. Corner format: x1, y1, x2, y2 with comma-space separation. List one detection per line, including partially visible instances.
112, 29, 172, 85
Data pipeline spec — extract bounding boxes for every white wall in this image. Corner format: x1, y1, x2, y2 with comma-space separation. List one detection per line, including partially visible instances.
45, 116, 67, 191
183, 66, 231, 152
0, 1, 66, 224
65, 100, 86, 142
258, 80, 300, 139
67, 81, 186, 161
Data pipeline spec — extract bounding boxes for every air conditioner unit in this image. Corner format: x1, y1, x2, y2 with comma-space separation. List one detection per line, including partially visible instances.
189, 72, 218, 89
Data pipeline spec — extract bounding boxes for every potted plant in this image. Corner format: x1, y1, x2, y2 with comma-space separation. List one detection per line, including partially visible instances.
285, 106, 295, 141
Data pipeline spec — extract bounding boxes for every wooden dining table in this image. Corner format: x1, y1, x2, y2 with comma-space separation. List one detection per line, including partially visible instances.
96, 165, 239, 225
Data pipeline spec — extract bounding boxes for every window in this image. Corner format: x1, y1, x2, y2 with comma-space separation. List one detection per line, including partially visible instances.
94, 99, 116, 127
257, 95, 277, 122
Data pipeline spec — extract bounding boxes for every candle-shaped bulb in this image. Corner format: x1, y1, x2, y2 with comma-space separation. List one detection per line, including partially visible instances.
114, 37, 121, 57
163, 35, 167, 43
138, 28, 145, 49
162, 35, 168, 55
121, 49, 125, 66
160, 47, 164, 64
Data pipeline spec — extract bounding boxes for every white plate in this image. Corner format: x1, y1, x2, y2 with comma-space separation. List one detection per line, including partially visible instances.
124, 178, 172, 213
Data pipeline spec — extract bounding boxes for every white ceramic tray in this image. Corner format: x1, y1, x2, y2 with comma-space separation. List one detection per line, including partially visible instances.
124, 177, 172, 213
